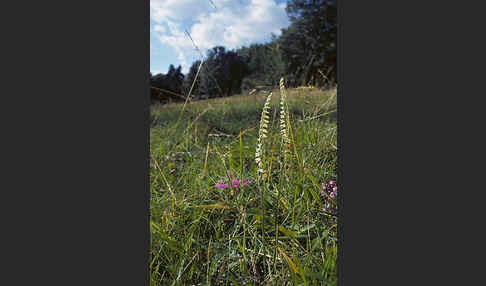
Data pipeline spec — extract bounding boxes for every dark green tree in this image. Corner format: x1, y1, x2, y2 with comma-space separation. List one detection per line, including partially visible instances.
149, 65, 185, 103
237, 38, 285, 91
199, 46, 248, 98
280, 0, 337, 87
183, 60, 202, 99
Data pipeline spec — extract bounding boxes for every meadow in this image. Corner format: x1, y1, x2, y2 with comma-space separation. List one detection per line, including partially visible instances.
150, 83, 338, 286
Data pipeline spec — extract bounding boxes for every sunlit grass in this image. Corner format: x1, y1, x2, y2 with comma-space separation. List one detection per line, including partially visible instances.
150, 87, 337, 285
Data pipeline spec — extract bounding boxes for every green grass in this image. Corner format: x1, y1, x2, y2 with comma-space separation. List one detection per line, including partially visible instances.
150, 87, 338, 285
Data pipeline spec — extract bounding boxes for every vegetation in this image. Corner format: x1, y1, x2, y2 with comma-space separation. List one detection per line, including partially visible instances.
149, 1, 338, 284
150, 0, 337, 103
281, 0, 337, 87
150, 84, 338, 285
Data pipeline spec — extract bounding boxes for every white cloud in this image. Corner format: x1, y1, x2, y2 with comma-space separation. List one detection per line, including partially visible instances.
150, 0, 212, 23
153, 25, 166, 33
150, 0, 290, 73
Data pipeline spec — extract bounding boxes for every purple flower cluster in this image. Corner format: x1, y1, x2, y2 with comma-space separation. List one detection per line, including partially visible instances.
320, 180, 338, 212
215, 170, 252, 189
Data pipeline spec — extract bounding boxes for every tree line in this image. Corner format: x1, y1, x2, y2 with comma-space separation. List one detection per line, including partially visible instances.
151, 0, 336, 103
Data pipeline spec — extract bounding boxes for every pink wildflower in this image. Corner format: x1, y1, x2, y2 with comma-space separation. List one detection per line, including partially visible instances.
215, 170, 253, 190
215, 183, 229, 189
321, 180, 338, 212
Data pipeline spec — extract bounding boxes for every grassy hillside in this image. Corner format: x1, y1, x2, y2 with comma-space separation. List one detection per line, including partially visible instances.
150, 86, 338, 285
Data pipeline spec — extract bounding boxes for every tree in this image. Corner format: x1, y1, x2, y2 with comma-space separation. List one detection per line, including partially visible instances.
280, 0, 337, 87
183, 60, 202, 99
149, 65, 186, 103
236, 39, 285, 91
199, 46, 248, 98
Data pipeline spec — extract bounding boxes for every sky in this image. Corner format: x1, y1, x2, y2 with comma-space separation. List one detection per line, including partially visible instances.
150, 0, 291, 75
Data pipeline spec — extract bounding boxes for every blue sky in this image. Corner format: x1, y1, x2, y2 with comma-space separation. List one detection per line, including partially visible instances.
150, 0, 290, 75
